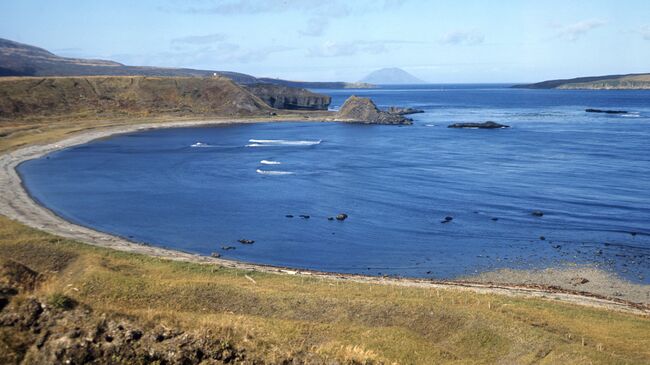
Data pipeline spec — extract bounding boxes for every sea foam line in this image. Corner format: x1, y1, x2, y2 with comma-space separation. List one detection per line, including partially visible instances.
190, 142, 215, 148
256, 169, 293, 175
247, 139, 322, 147
260, 160, 281, 165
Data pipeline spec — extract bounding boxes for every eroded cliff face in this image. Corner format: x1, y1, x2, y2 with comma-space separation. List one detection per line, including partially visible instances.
244, 84, 331, 110
336, 96, 412, 125
0, 76, 273, 120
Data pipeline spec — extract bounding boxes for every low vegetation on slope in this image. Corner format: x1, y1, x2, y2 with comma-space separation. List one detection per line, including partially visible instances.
0, 76, 274, 121
513, 73, 650, 89
1, 216, 649, 364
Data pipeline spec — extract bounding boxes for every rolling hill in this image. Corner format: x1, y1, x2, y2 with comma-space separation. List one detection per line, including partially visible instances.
513, 73, 650, 89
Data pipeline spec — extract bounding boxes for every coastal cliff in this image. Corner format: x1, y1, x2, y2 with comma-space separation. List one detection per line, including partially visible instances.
244, 84, 331, 110
513, 73, 650, 89
0, 76, 273, 120
336, 96, 412, 125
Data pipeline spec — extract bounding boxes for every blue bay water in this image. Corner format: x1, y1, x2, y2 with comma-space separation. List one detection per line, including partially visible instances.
18, 85, 650, 282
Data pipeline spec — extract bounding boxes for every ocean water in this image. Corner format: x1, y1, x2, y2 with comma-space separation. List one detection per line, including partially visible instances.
18, 85, 650, 282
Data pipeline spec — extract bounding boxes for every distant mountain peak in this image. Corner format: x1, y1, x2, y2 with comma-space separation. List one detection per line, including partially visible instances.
359, 67, 424, 85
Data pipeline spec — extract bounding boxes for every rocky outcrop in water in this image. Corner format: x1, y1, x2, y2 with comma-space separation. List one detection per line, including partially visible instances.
448, 121, 509, 129
387, 106, 425, 115
585, 108, 628, 114
244, 83, 331, 110
336, 96, 412, 125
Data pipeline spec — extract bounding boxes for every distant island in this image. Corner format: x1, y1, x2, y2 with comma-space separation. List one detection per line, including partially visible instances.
360, 67, 425, 85
0, 38, 373, 89
513, 73, 650, 90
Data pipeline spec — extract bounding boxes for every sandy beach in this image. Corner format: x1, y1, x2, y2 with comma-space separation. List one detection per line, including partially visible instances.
1, 118, 648, 315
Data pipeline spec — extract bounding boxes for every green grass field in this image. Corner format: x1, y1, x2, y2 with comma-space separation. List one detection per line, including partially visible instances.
2, 216, 649, 364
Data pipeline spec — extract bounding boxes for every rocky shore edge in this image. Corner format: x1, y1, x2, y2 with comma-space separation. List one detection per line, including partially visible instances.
0, 118, 647, 315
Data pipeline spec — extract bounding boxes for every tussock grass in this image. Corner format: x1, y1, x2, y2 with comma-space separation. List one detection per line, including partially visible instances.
1, 216, 649, 364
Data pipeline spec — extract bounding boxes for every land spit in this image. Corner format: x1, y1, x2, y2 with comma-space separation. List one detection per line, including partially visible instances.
0, 118, 647, 315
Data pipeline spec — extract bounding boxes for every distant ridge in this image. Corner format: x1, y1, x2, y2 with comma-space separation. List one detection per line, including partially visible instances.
513, 73, 650, 90
0, 38, 373, 89
360, 67, 424, 85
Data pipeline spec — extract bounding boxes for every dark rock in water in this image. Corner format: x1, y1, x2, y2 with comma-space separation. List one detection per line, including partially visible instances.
299, 215, 310, 219
336, 96, 412, 125
244, 83, 331, 110
387, 106, 425, 115
448, 121, 509, 129
335, 213, 348, 221
491, 217, 499, 221
552, 245, 562, 249
211, 252, 221, 258
570, 277, 589, 285
221, 246, 236, 250
441, 216, 453, 223
585, 108, 628, 114
285, 214, 294, 218
327, 217, 334, 221
630, 232, 637, 237
531, 210, 544, 217
238, 239, 255, 244
539, 236, 546, 241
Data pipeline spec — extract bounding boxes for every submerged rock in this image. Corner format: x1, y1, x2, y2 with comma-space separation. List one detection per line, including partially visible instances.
585, 108, 628, 114
448, 121, 509, 129
336, 96, 412, 125
237, 239, 255, 244
441, 216, 453, 223
387, 106, 425, 115
299, 215, 310, 219
531, 210, 544, 217
335, 213, 348, 221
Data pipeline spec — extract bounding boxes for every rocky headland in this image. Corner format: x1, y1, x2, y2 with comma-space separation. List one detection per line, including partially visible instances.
244, 83, 331, 110
336, 96, 412, 125
513, 73, 650, 90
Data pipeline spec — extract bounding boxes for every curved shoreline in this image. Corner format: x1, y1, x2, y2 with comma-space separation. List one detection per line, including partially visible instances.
1, 118, 648, 315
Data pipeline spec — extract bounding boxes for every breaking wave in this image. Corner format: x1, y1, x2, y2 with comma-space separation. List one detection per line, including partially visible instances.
246, 139, 322, 147
260, 160, 281, 165
256, 169, 294, 175
190, 142, 215, 148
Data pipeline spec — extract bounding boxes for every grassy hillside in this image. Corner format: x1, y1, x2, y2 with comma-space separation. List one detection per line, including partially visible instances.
0, 76, 272, 121
557, 74, 650, 90
1, 215, 649, 364
513, 73, 650, 89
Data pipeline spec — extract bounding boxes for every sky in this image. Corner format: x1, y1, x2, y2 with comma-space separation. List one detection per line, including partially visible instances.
2, 0, 650, 83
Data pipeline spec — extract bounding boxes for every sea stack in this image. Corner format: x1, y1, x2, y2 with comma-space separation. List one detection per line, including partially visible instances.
336, 96, 412, 125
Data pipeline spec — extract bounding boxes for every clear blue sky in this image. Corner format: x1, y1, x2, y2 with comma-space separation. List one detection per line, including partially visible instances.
2, 0, 649, 82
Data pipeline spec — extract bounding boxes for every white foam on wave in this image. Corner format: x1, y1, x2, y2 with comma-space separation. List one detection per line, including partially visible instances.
620, 113, 641, 118
247, 139, 322, 147
260, 160, 281, 165
256, 169, 294, 175
190, 142, 214, 148
425, 124, 437, 127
